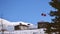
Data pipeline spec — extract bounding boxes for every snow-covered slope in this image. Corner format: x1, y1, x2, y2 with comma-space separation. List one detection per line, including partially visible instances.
0, 18, 45, 34
0, 18, 36, 31
0, 18, 33, 26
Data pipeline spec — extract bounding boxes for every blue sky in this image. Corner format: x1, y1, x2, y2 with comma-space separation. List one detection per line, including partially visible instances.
0, 0, 55, 24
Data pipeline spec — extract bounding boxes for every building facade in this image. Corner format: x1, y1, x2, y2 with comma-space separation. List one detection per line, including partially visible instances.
14, 23, 29, 30
38, 22, 49, 29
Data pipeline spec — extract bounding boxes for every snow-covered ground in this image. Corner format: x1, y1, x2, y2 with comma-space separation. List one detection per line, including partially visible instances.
0, 29, 45, 34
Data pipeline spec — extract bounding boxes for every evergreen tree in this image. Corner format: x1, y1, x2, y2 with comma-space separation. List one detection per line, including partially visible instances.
45, 0, 60, 34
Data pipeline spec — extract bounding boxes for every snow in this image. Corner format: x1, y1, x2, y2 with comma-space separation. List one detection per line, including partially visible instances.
0, 18, 36, 31
0, 18, 45, 34
0, 29, 45, 34
0, 18, 33, 26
